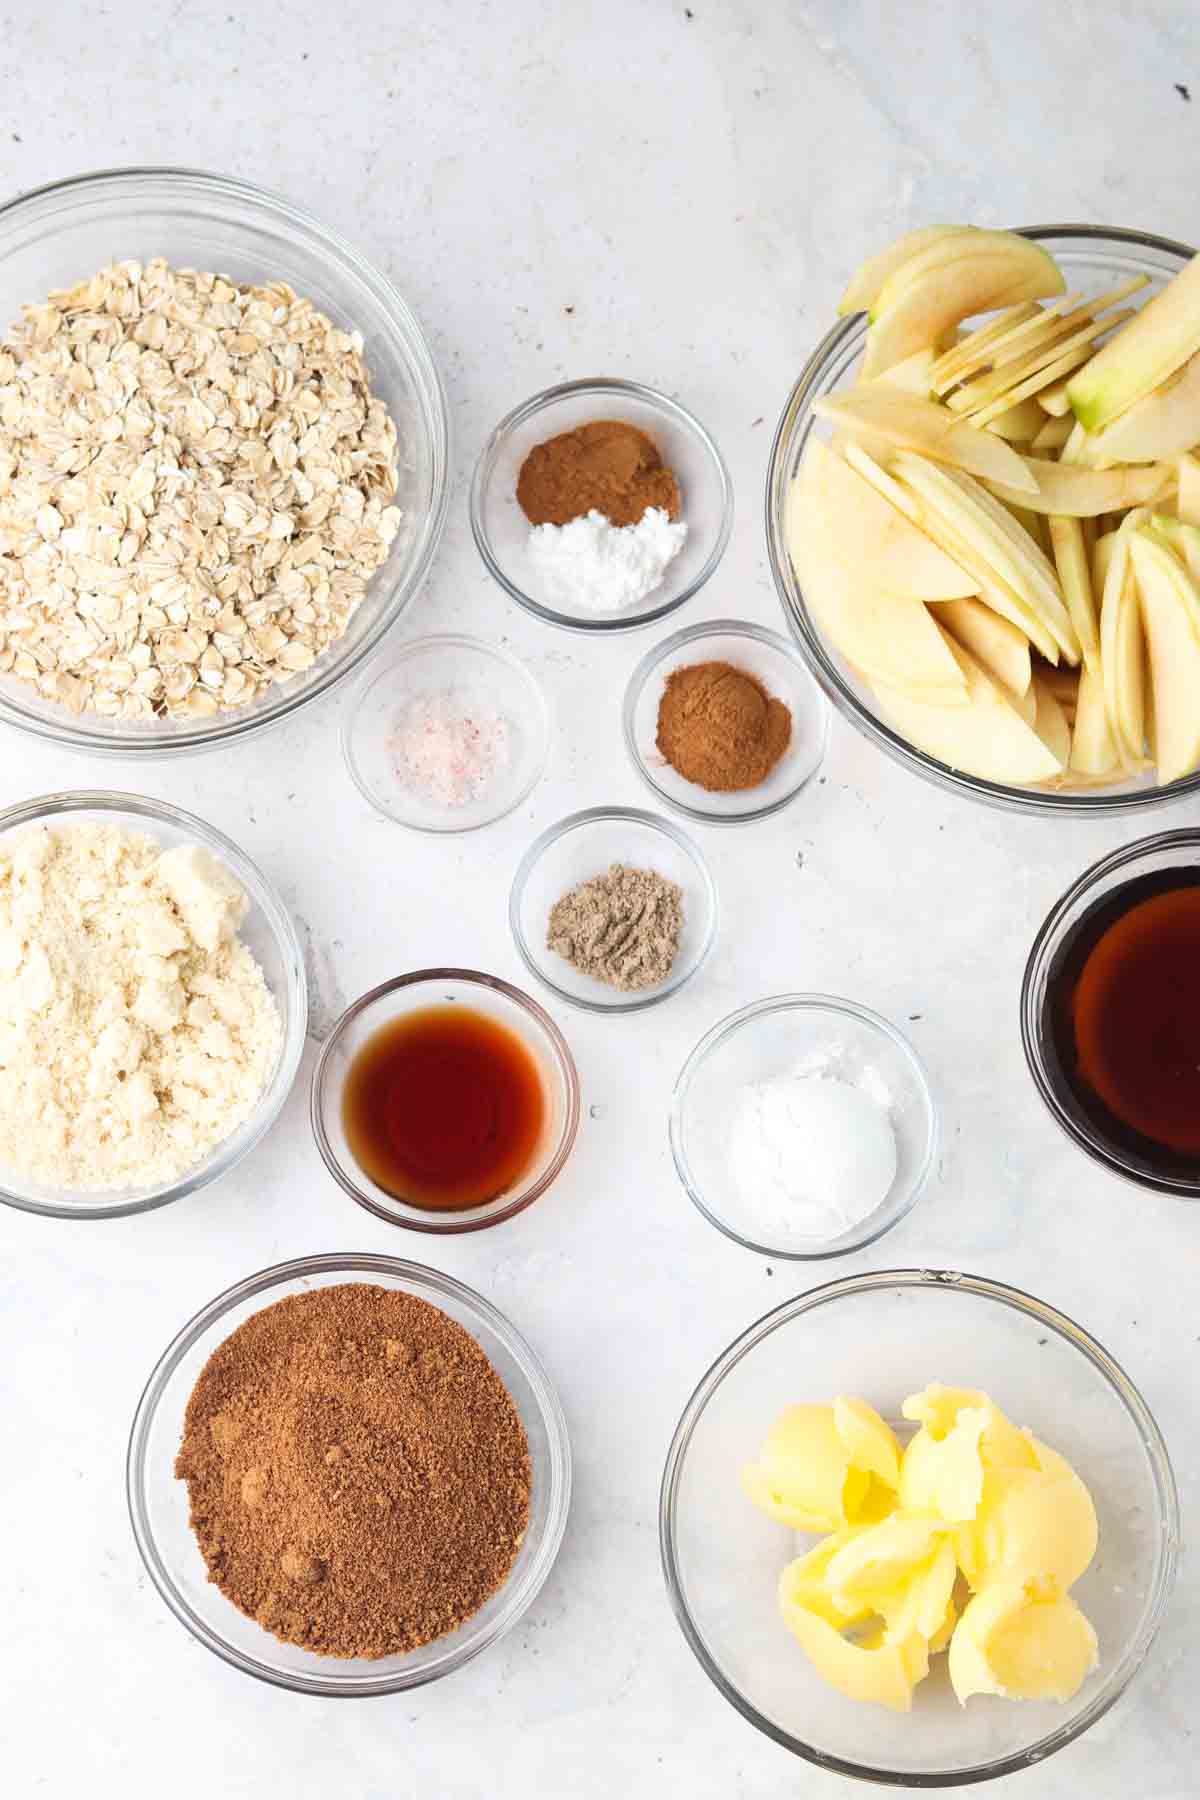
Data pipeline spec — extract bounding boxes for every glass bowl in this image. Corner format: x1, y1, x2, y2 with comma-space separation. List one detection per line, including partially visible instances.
1021, 828, 1200, 1195
341, 635, 551, 832
0, 790, 307, 1220
766, 223, 1199, 816
660, 1267, 1179, 1786
623, 619, 830, 824
670, 995, 936, 1257
0, 166, 449, 757
509, 806, 718, 1013
470, 377, 733, 632
127, 1251, 572, 1695
311, 969, 580, 1232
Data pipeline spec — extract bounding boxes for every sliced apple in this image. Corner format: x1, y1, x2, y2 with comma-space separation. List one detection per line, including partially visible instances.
949, 311, 1135, 422
1148, 514, 1200, 591
931, 302, 1043, 391
1073, 348, 1200, 465
1031, 676, 1072, 765
872, 345, 937, 396
792, 441, 977, 600
932, 597, 1031, 696
863, 231, 1066, 377
1070, 663, 1119, 776
1098, 523, 1147, 762
1037, 377, 1074, 417
1068, 253, 1200, 431
1177, 450, 1200, 525
814, 388, 1038, 493
838, 226, 976, 316
1032, 414, 1075, 453
935, 277, 1149, 396
983, 457, 1172, 516
1048, 515, 1100, 672
873, 627, 1065, 784
985, 397, 1046, 441
1092, 528, 1118, 595
1129, 531, 1200, 783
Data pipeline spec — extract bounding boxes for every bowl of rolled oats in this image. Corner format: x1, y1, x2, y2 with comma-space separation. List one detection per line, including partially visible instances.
0, 167, 450, 754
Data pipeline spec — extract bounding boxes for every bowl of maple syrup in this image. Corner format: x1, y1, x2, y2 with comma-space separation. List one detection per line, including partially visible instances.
1022, 831, 1200, 1195
311, 969, 581, 1231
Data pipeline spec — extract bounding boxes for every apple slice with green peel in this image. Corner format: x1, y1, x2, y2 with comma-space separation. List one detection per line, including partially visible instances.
1176, 451, 1200, 524
1032, 415, 1075, 453
1048, 516, 1100, 672
1070, 664, 1120, 776
1128, 532, 1200, 783
932, 276, 1150, 394
790, 442, 977, 599
1073, 348, 1200, 466
931, 597, 1031, 696
1068, 253, 1200, 431
984, 456, 1172, 516
892, 454, 1080, 660
814, 388, 1038, 490
930, 302, 1043, 391
863, 232, 1066, 377
985, 397, 1046, 441
949, 310, 1135, 418
838, 226, 976, 316
872, 627, 1065, 784
958, 320, 1136, 430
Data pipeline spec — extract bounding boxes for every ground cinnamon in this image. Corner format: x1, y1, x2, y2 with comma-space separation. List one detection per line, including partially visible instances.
517, 419, 681, 527
175, 1283, 531, 1659
656, 660, 793, 793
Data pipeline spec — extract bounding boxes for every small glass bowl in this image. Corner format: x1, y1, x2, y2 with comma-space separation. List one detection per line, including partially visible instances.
623, 619, 830, 824
341, 635, 551, 831
0, 791, 307, 1221
127, 1252, 572, 1696
311, 969, 580, 1232
661, 1268, 1179, 1785
510, 806, 718, 1013
670, 995, 937, 1257
1021, 828, 1200, 1195
470, 377, 733, 633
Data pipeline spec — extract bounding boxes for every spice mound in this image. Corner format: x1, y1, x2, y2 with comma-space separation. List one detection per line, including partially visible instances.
547, 862, 683, 992
517, 418, 687, 612
0, 823, 281, 1191
0, 258, 402, 723
657, 660, 793, 792
175, 1284, 532, 1659
389, 689, 510, 809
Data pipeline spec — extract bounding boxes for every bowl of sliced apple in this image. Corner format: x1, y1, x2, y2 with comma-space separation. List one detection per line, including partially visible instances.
767, 224, 1200, 814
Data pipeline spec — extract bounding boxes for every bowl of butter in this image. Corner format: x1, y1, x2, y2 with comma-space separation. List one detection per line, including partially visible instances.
659, 1269, 1177, 1785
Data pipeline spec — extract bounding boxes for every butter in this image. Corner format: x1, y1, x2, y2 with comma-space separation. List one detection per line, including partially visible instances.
743, 1383, 1100, 1714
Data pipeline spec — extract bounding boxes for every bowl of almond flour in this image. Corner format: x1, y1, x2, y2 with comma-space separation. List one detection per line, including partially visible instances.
0, 168, 449, 756
0, 791, 307, 1219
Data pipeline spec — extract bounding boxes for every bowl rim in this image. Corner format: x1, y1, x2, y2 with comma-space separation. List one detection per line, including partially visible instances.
310, 967, 581, 1231
0, 164, 451, 757
659, 1265, 1180, 1786
126, 1250, 573, 1695
621, 617, 831, 824
668, 992, 938, 1257
765, 221, 1200, 817
1020, 826, 1200, 1194
508, 804, 719, 1013
0, 788, 307, 1220
469, 375, 734, 634
340, 632, 552, 832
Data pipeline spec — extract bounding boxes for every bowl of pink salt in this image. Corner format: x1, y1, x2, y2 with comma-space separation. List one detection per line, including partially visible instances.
341, 635, 551, 832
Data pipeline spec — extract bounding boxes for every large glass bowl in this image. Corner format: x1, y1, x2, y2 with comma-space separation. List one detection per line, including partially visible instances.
0, 791, 307, 1220
766, 224, 1197, 816
661, 1269, 1178, 1786
127, 1253, 572, 1695
0, 167, 449, 756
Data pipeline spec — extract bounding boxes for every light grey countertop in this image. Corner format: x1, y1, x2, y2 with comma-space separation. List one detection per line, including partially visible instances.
0, 2, 1195, 1795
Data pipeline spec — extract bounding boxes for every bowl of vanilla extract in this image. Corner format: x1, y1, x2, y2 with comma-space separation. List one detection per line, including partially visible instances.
1022, 832, 1200, 1195
311, 969, 581, 1231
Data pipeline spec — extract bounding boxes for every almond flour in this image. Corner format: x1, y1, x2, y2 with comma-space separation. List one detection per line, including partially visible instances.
0, 822, 281, 1190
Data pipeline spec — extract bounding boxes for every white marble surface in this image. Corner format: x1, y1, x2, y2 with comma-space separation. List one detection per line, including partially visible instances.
0, 2, 1196, 1794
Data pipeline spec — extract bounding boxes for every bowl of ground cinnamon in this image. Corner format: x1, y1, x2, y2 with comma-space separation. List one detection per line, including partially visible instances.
127, 1252, 571, 1694
470, 378, 733, 632
623, 621, 830, 824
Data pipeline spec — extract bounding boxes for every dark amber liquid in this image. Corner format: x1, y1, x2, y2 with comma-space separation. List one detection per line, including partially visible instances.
342, 1005, 546, 1211
1046, 870, 1200, 1166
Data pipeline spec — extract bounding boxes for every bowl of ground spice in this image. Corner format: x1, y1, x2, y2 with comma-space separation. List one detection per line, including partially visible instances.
470, 378, 733, 632
127, 1252, 571, 1695
623, 621, 830, 824
510, 806, 718, 1013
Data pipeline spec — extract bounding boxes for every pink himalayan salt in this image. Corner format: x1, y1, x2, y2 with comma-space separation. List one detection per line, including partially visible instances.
389, 689, 510, 808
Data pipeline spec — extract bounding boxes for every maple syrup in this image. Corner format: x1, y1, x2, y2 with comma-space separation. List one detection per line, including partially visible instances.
342, 1005, 546, 1210
1045, 868, 1200, 1168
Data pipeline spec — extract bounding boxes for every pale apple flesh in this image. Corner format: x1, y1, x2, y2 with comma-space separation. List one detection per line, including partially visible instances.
814, 388, 1038, 491
1068, 251, 1200, 432
1129, 532, 1200, 784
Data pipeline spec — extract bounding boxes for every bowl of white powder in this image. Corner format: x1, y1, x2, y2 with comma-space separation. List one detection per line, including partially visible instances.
0, 790, 307, 1219
470, 378, 733, 633
669, 994, 938, 1258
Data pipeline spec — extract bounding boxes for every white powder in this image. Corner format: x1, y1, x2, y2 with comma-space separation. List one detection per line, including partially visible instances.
389, 688, 510, 808
730, 1063, 898, 1243
527, 506, 688, 611
0, 824, 282, 1192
